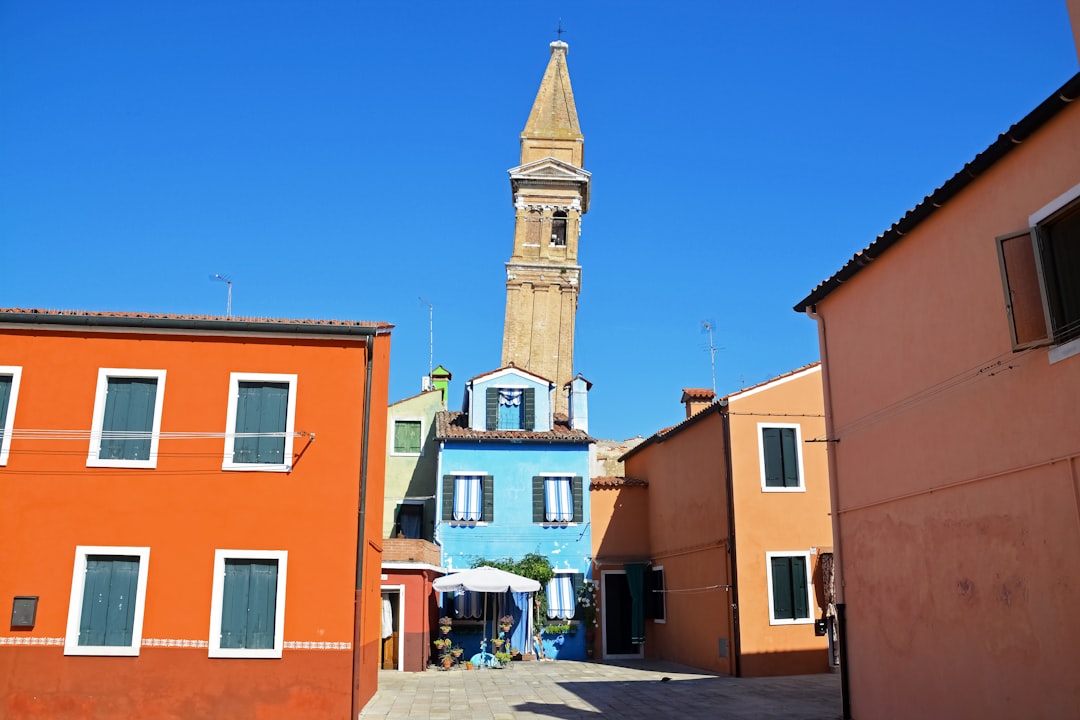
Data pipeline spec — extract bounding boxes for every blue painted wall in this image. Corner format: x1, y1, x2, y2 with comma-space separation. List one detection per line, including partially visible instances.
467, 368, 553, 431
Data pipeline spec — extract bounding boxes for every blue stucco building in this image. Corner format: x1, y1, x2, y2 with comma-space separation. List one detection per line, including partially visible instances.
434, 366, 594, 660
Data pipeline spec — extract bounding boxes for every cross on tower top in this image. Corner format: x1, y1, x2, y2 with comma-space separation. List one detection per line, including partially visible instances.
555, 19, 565, 41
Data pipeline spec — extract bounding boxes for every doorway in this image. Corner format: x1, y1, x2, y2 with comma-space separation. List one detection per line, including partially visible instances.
380, 586, 403, 670
602, 570, 643, 659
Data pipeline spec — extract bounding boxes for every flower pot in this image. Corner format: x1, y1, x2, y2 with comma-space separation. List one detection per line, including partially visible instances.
441, 657, 453, 669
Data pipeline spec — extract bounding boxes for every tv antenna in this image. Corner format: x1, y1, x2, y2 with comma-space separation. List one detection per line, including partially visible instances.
701, 320, 721, 396
419, 297, 434, 379
211, 274, 233, 317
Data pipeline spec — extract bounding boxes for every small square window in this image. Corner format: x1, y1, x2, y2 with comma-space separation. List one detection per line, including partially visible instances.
87, 369, 166, 468
392, 419, 422, 455
64, 546, 150, 656
223, 373, 297, 472
442, 473, 493, 524
209, 549, 287, 658
484, 386, 535, 431
0, 366, 23, 466
532, 475, 584, 523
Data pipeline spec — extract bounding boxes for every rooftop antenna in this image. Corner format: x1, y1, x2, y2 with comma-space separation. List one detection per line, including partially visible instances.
701, 320, 721, 396
211, 274, 232, 318
419, 297, 434, 379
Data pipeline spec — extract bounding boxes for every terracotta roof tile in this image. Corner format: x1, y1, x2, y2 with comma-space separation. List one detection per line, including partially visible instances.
0, 307, 392, 331
589, 477, 648, 489
435, 411, 592, 443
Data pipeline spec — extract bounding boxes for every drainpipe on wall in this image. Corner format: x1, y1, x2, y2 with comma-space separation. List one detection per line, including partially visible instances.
805, 305, 851, 720
352, 340, 376, 719
719, 402, 742, 678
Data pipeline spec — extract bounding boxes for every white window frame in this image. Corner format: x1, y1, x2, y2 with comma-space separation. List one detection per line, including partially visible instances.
539, 472, 576, 525
390, 417, 424, 457
1032, 182, 1080, 358
757, 422, 806, 493
765, 550, 815, 626
495, 384, 528, 431
86, 368, 166, 468
0, 365, 23, 466
222, 372, 297, 472
449, 471, 487, 525
208, 549, 288, 659
546, 571, 576, 620
64, 545, 151, 656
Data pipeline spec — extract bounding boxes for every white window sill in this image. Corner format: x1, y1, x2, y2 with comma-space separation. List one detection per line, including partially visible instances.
64, 643, 141, 657
208, 647, 282, 659
389, 451, 421, 458
87, 457, 158, 469
761, 486, 806, 493
221, 462, 292, 473
447, 521, 487, 527
1049, 336, 1080, 364
539, 522, 578, 527
768, 617, 815, 627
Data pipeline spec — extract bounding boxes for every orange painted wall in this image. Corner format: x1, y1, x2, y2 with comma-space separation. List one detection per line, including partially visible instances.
622, 412, 736, 674
0, 326, 390, 719
726, 367, 832, 676
381, 569, 439, 672
812, 98, 1080, 716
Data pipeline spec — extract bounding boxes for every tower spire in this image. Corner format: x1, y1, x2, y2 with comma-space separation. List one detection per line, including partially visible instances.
520, 40, 583, 168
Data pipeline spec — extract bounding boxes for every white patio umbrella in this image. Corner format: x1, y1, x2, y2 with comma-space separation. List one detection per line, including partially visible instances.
433, 567, 540, 667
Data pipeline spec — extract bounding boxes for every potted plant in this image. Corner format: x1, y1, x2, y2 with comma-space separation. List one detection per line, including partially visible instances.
433, 637, 454, 669
451, 646, 464, 659
494, 650, 513, 667
499, 614, 513, 634
576, 578, 598, 658
438, 616, 453, 635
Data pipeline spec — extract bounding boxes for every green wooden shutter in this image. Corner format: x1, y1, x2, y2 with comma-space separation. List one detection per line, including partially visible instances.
80, 555, 139, 647
791, 556, 809, 619
482, 474, 494, 522
533, 476, 545, 522
100, 378, 157, 460
762, 428, 783, 487
0, 375, 11, 447
771, 557, 794, 620
571, 476, 584, 523
485, 388, 498, 430
442, 475, 455, 521
780, 428, 800, 487
523, 388, 535, 430
651, 569, 666, 620
571, 572, 584, 619
235, 382, 288, 464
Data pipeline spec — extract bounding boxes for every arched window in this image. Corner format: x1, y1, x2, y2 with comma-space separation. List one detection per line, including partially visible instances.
551, 210, 567, 246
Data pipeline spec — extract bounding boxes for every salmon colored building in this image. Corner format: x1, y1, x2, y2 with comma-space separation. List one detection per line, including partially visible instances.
0, 308, 391, 720
793, 7, 1080, 716
594, 365, 834, 678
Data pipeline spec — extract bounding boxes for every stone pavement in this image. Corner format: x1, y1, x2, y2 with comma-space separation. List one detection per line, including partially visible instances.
360, 660, 841, 719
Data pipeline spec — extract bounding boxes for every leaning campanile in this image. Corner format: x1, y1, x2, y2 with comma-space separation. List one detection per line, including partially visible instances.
501, 40, 591, 416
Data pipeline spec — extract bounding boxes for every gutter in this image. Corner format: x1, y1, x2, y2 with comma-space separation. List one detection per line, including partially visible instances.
720, 404, 742, 678
352, 336, 377, 718
794, 71, 1080, 311
805, 305, 851, 720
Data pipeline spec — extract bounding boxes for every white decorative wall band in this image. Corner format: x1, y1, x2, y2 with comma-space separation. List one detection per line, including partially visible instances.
0, 636, 64, 646
0, 637, 351, 650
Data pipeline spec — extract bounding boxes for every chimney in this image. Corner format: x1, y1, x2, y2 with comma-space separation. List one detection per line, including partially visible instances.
566, 374, 592, 433
680, 388, 716, 419
431, 365, 452, 408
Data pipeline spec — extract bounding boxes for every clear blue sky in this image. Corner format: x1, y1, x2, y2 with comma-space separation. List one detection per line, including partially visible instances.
2, 1, 1077, 441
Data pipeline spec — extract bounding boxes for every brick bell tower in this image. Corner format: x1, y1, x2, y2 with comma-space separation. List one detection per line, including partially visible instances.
502, 40, 591, 416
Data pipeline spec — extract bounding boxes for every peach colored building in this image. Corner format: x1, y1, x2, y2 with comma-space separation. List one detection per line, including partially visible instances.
0, 309, 391, 719
594, 365, 834, 677
793, 10, 1080, 717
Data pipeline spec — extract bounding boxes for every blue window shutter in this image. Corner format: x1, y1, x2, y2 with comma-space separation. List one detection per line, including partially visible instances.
220, 560, 250, 648
80, 555, 139, 647
482, 475, 494, 522
246, 560, 278, 649
572, 476, 583, 523
523, 388, 535, 430
0, 375, 11, 446
221, 558, 278, 649
791, 556, 809, 619
533, 476, 544, 522
762, 428, 784, 487
771, 557, 794, 619
101, 378, 157, 460
234, 382, 288, 464
780, 428, 800, 487
485, 388, 498, 430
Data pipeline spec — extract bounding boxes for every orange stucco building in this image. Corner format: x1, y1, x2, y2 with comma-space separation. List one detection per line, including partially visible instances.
0, 309, 391, 719
793, 6, 1080, 717
594, 365, 834, 677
